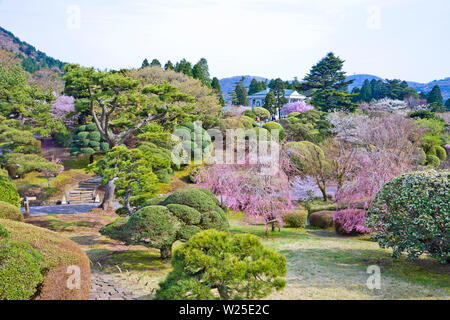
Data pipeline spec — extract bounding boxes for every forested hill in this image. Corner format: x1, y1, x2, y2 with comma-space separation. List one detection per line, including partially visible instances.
346, 74, 450, 100
0, 26, 65, 74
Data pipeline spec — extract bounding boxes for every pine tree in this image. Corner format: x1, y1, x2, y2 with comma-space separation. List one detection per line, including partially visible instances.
141, 59, 150, 69
271, 78, 287, 119
211, 77, 225, 106
192, 58, 211, 88
297, 52, 355, 112
248, 79, 260, 95
264, 92, 277, 115
359, 79, 372, 102
427, 85, 444, 106
164, 60, 174, 70
445, 98, 450, 110
232, 78, 248, 106
175, 59, 193, 77
150, 59, 161, 68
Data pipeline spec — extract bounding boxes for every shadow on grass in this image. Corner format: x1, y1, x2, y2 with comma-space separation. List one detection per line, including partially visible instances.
87, 248, 171, 272
280, 246, 450, 292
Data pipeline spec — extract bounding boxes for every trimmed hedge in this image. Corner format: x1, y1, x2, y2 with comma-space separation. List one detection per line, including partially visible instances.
425, 154, 440, 167
263, 122, 286, 141
0, 176, 21, 208
309, 211, 335, 229
283, 210, 308, 228
0, 240, 46, 300
0, 219, 91, 300
434, 146, 447, 161
254, 107, 271, 121
0, 201, 23, 222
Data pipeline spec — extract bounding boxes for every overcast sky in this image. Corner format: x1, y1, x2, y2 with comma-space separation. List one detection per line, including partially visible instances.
0, 0, 449, 82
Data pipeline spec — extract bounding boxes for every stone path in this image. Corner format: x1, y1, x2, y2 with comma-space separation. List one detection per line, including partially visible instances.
21, 204, 99, 217
89, 271, 137, 300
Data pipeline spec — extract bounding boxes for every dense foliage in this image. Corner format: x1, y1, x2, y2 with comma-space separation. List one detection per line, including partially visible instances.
155, 230, 287, 300
101, 188, 229, 258
0, 176, 21, 207
0, 201, 23, 222
367, 170, 449, 263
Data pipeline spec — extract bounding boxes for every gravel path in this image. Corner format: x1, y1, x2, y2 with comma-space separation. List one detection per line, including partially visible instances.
89, 271, 137, 300
21, 204, 99, 217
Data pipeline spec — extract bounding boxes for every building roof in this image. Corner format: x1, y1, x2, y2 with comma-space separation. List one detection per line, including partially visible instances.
247, 89, 305, 99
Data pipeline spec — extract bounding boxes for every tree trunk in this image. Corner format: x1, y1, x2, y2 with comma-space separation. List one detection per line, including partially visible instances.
100, 179, 116, 210
271, 221, 276, 232
160, 244, 172, 259
319, 185, 328, 202
89, 154, 94, 164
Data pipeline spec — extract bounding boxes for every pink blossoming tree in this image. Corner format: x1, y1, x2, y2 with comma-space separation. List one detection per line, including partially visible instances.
281, 101, 314, 117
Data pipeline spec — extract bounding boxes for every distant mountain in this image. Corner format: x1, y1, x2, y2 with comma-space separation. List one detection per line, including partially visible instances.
0, 26, 66, 92
0, 26, 65, 74
219, 75, 268, 103
407, 78, 450, 101
346, 74, 384, 92
346, 74, 450, 101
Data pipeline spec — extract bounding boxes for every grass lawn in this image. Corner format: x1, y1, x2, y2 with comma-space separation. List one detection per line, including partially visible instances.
25, 208, 449, 300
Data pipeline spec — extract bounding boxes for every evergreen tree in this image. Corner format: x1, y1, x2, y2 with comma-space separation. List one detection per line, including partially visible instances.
211, 77, 225, 106
175, 59, 193, 77
264, 92, 277, 115
445, 98, 450, 110
164, 60, 174, 70
192, 58, 211, 88
427, 85, 444, 106
150, 59, 162, 67
359, 79, 373, 102
351, 87, 361, 102
271, 78, 287, 119
248, 79, 260, 95
232, 78, 248, 106
297, 52, 355, 112
141, 58, 150, 69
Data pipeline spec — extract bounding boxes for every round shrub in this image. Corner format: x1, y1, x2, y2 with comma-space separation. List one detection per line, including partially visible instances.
367, 170, 449, 263
86, 123, 97, 131
143, 196, 167, 207
0, 224, 9, 238
425, 154, 440, 167
88, 131, 101, 142
254, 107, 271, 121
162, 188, 220, 214
242, 110, 257, 120
434, 146, 447, 161
309, 211, 335, 229
0, 240, 46, 300
1, 219, 91, 299
263, 122, 286, 141
239, 116, 255, 129
283, 210, 308, 228
0, 176, 21, 208
0, 201, 23, 222
155, 169, 171, 184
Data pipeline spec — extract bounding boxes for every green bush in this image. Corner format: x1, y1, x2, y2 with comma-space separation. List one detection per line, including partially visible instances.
309, 211, 335, 229
434, 146, 447, 161
155, 230, 287, 300
425, 154, 441, 167
155, 169, 171, 184
166, 204, 202, 225
263, 122, 286, 141
71, 124, 108, 157
367, 170, 449, 263
0, 240, 46, 300
0, 176, 21, 208
0, 201, 23, 222
242, 110, 257, 120
101, 188, 229, 259
143, 196, 167, 207
239, 116, 255, 129
254, 107, 271, 121
0, 224, 9, 238
283, 210, 307, 228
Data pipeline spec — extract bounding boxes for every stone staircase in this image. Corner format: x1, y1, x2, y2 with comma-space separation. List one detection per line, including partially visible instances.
68, 177, 101, 205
